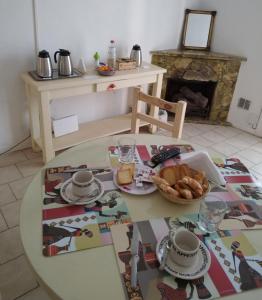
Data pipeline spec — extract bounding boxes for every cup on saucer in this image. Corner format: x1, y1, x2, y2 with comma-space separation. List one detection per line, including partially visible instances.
71, 170, 96, 197
169, 228, 200, 267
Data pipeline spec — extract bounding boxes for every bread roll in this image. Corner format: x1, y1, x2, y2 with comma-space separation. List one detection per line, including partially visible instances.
166, 186, 180, 197
182, 176, 203, 197
175, 184, 193, 199
152, 176, 170, 186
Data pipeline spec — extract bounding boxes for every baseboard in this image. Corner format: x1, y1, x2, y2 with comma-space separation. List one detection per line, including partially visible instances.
9, 137, 31, 152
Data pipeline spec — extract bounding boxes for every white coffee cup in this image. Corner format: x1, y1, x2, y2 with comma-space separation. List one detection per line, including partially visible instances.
169, 228, 200, 267
71, 171, 95, 197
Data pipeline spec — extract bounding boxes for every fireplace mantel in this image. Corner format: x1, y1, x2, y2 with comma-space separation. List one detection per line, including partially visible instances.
151, 49, 247, 124
151, 49, 247, 62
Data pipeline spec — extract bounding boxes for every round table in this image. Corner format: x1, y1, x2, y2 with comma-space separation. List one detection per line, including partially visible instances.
20, 134, 262, 300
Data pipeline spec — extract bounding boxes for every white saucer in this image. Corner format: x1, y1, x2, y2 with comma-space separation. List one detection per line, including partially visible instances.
113, 165, 157, 195
156, 235, 211, 279
60, 177, 104, 205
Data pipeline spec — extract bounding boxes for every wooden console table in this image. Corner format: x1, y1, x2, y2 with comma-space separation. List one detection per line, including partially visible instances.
21, 63, 166, 162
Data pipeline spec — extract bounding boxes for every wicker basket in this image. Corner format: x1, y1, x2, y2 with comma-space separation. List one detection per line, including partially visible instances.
116, 58, 136, 70
155, 165, 210, 205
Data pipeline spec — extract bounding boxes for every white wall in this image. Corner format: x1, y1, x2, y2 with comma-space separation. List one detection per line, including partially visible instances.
185, 0, 262, 136
0, 0, 185, 153
0, 0, 35, 153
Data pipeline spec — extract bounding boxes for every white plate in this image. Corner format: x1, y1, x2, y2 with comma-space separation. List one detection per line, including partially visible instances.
60, 177, 104, 205
113, 165, 157, 195
156, 235, 211, 279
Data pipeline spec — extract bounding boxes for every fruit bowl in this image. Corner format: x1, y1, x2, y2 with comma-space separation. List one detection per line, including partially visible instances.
96, 66, 115, 76
152, 164, 210, 205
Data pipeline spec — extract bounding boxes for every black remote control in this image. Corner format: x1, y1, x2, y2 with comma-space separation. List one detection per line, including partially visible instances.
148, 148, 181, 168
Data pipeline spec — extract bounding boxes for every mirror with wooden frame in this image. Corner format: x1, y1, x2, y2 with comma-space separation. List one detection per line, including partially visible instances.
181, 9, 216, 51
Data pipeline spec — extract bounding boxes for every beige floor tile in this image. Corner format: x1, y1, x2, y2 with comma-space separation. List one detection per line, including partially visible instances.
183, 123, 203, 137
210, 142, 239, 157
16, 158, 44, 177
225, 135, 250, 150
250, 170, 262, 183
0, 255, 38, 300
0, 227, 24, 264
0, 184, 16, 207
22, 147, 42, 160
0, 151, 27, 168
239, 132, 261, 145
188, 142, 206, 152
187, 123, 216, 133
0, 165, 21, 185
213, 126, 241, 138
0, 213, 7, 232
1, 201, 21, 228
156, 129, 172, 137
251, 162, 262, 176
181, 131, 190, 140
251, 142, 262, 154
237, 149, 262, 164
205, 147, 225, 159
16, 287, 51, 300
9, 176, 33, 200
203, 131, 227, 143
188, 135, 214, 147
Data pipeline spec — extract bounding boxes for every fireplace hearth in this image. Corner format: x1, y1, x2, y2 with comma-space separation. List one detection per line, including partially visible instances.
165, 78, 217, 119
151, 49, 246, 124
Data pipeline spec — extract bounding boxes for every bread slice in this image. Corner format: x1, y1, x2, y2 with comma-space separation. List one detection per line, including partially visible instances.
117, 169, 133, 185
159, 166, 177, 186
119, 163, 135, 178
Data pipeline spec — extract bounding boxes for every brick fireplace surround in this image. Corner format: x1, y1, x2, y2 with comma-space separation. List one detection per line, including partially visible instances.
151, 49, 246, 124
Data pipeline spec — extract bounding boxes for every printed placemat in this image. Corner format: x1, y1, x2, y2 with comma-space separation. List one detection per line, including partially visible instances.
42, 165, 131, 256
111, 216, 262, 300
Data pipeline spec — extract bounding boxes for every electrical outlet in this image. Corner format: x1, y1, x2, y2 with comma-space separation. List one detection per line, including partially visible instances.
238, 97, 245, 108
244, 100, 251, 110
238, 98, 251, 110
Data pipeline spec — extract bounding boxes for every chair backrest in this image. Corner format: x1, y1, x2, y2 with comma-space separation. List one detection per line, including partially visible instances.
131, 87, 187, 138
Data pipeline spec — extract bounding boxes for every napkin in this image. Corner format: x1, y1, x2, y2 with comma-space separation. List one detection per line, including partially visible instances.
179, 151, 226, 186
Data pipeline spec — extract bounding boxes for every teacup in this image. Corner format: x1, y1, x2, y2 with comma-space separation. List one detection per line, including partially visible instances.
169, 228, 200, 267
71, 170, 95, 197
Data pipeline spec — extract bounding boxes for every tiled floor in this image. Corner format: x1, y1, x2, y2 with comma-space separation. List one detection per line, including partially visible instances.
0, 124, 262, 300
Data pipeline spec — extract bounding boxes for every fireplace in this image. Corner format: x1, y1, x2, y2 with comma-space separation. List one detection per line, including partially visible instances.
165, 78, 217, 119
151, 49, 246, 124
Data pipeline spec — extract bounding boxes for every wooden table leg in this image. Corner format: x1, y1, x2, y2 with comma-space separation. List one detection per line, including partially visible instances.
39, 92, 55, 163
25, 84, 41, 152
149, 73, 163, 133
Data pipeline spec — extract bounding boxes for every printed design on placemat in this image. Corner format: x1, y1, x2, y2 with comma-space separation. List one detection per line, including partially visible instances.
111, 216, 262, 300
213, 158, 250, 175
42, 165, 131, 256
227, 183, 262, 203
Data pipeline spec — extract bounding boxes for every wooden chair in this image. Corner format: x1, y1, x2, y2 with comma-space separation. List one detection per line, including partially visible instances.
131, 87, 187, 138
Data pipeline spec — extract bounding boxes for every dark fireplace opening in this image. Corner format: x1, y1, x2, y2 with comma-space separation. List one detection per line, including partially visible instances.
165, 78, 217, 119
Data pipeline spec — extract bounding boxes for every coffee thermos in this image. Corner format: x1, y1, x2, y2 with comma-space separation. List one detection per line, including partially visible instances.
54, 49, 73, 76
36, 50, 53, 78
130, 44, 142, 67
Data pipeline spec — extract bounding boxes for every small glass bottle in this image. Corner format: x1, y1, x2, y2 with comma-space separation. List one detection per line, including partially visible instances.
107, 40, 116, 69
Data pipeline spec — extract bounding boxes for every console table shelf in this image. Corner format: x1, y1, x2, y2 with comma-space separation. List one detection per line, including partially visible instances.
53, 113, 148, 151
22, 63, 166, 162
